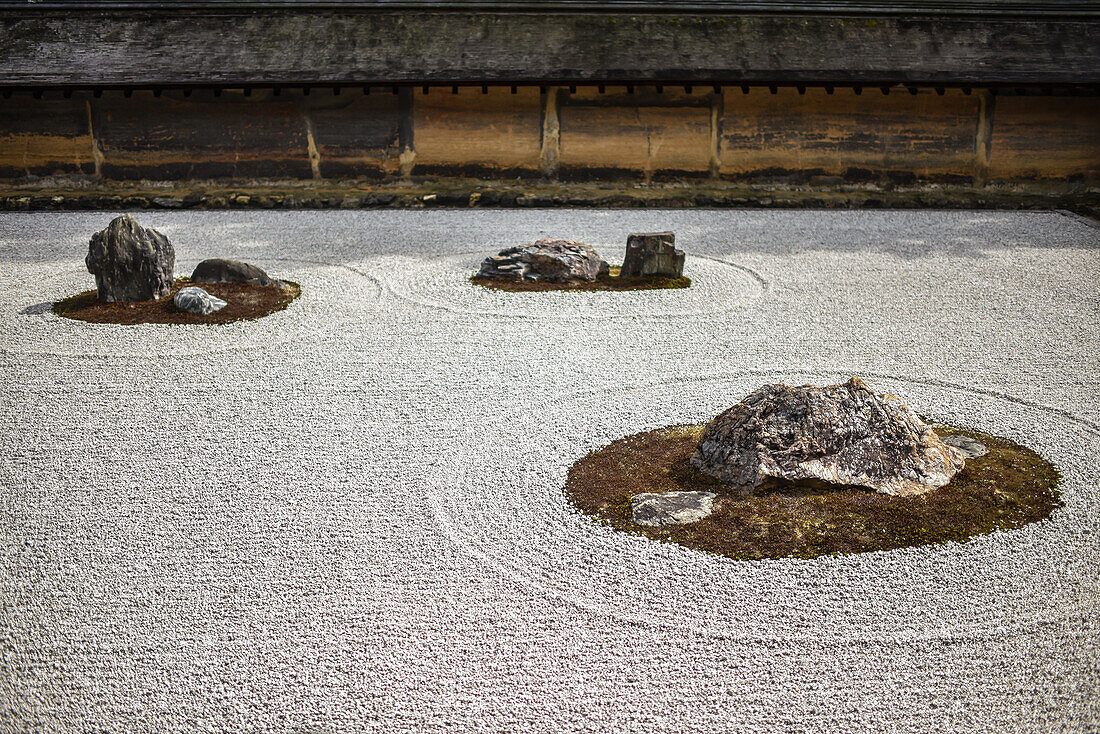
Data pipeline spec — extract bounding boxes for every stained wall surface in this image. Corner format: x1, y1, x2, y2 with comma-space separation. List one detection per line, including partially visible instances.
1, 86, 1097, 185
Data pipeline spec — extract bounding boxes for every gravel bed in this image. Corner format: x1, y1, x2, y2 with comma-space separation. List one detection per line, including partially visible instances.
1, 209, 1098, 733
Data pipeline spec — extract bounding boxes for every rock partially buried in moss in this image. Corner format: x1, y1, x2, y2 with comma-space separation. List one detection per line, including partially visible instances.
631, 490, 716, 527
691, 377, 966, 497
942, 434, 988, 458
173, 286, 227, 315
85, 214, 175, 302
191, 258, 287, 289
475, 238, 609, 283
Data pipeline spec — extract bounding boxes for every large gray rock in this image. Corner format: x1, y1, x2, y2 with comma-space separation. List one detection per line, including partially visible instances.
191, 258, 284, 288
173, 286, 227, 315
620, 231, 685, 278
691, 377, 966, 497
475, 238, 610, 283
631, 491, 716, 527
85, 215, 175, 302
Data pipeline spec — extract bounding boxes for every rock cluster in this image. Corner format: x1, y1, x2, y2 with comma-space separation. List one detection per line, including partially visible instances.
85, 215, 175, 302
173, 286, 227, 315
191, 258, 286, 289
475, 238, 610, 283
691, 377, 966, 497
620, 231, 685, 278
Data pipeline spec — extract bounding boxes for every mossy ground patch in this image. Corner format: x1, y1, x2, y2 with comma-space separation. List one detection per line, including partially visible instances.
471, 266, 690, 292
566, 424, 1062, 560
53, 278, 301, 325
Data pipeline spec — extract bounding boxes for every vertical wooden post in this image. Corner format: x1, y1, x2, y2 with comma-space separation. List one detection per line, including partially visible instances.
709, 89, 723, 179
398, 86, 416, 177
974, 89, 996, 186
303, 113, 322, 180
86, 99, 103, 179
540, 87, 561, 179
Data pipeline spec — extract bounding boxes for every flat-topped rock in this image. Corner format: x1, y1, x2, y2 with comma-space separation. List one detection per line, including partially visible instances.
691, 377, 966, 497
942, 434, 989, 459
475, 238, 609, 283
631, 491, 716, 527
85, 215, 175, 302
620, 231, 685, 279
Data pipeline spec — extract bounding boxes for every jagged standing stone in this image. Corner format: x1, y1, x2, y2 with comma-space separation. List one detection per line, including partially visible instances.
85, 215, 175, 302
620, 231, 685, 278
631, 491, 716, 527
691, 377, 966, 497
475, 238, 610, 283
191, 258, 286, 289
173, 286, 227, 315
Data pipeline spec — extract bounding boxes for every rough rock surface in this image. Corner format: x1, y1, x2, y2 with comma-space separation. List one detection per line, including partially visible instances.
942, 434, 989, 459
691, 377, 966, 496
631, 491, 717, 527
475, 238, 610, 283
191, 258, 284, 288
620, 231, 686, 278
85, 215, 175, 302
173, 286, 227, 315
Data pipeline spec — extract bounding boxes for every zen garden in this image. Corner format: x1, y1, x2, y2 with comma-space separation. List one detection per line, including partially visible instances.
1, 2, 1097, 733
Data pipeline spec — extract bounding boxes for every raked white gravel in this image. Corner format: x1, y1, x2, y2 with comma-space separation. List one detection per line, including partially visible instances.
1, 209, 1098, 733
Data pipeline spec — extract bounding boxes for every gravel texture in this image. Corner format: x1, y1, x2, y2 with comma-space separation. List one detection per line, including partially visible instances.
1, 209, 1098, 733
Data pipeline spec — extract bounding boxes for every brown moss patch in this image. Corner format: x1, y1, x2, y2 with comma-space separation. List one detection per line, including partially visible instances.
471, 266, 690, 292
565, 423, 1062, 560
52, 278, 301, 325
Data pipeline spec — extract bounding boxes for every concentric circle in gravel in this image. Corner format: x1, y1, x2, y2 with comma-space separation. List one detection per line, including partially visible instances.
427, 370, 1098, 643
374, 248, 765, 318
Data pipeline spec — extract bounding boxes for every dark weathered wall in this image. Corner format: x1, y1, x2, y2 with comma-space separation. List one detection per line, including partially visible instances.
3, 11, 1099, 87
1, 86, 1098, 185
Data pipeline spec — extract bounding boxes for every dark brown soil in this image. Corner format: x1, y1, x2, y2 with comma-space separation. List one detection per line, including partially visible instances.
52, 278, 301, 325
565, 423, 1062, 560
471, 266, 690, 292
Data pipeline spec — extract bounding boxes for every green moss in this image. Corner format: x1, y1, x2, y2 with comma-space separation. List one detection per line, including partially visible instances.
566, 424, 1062, 561
470, 270, 691, 293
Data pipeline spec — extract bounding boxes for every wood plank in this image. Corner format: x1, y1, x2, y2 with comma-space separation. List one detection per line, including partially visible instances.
1, 13, 1097, 86
3, 1, 1099, 16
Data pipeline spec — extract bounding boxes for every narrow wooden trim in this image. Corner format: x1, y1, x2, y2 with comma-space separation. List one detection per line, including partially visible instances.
397, 86, 415, 177
540, 87, 560, 178
86, 99, 103, 178
974, 88, 996, 185
709, 89, 722, 178
303, 112, 322, 180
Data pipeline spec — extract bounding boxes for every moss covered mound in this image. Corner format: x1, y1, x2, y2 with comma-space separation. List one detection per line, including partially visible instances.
566, 423, 1061, 561
471, 266, 690, 292
53, 278, 301, 325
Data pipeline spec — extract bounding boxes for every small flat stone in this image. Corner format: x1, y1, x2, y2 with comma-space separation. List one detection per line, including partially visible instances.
941, 434, 989, 459
173, 286, 227, 315
630, 491, 716, 527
